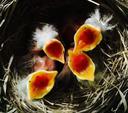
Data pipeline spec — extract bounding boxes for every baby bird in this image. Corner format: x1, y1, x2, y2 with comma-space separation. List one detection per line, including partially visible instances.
33, 24, 65, 63
27, 70, 58, 100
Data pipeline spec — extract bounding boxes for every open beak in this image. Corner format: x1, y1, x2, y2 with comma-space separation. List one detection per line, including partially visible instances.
68, 50, 95, 81
73, 24, 102, 53
27, 70, 58, 100
43, 39, 65, 64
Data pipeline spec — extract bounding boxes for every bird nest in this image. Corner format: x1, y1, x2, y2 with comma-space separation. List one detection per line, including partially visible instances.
0, 0, 128, 113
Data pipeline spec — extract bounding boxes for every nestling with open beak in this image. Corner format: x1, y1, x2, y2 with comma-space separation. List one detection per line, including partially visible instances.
68, 50, 95, 81
33, 24, 65, 63
27, 70, 58, 100
73, 24, 102, 53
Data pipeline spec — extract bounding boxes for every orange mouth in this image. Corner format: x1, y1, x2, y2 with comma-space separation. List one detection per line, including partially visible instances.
68, 50, 95, 81
28, 70, 58, 100
74, 24, 102, 52
43, 39, 65, 63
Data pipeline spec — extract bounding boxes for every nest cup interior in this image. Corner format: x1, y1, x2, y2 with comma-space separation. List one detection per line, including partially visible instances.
1, 0, 127, 112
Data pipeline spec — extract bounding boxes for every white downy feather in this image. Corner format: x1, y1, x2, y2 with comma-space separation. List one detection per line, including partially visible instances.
33, 24, 58, 48
85, 9, 116, 31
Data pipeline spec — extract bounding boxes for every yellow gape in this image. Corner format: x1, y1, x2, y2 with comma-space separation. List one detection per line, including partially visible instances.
27, 70, 58, 100
43, 39, 65, 64
74, 24, 102, 53
68, 50, 95, 81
